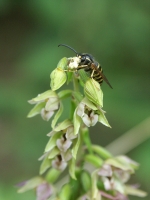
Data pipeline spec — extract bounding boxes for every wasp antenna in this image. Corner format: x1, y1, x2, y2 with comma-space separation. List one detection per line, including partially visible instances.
58, 44, 78, 55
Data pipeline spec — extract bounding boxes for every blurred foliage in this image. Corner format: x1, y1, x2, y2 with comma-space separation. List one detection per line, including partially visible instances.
0, 0, 150, 199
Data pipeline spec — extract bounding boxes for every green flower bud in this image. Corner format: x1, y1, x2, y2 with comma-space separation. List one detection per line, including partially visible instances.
50, 57, 68, 91
50, 68, 67, 91
81, 171, 91, 192
85, 154, 103, 168
59, 184, 72, 200
92, 145, 112, 159
84, 79, 103, 107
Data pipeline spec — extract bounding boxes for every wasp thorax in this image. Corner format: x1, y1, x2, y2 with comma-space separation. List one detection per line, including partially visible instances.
68, 57, 81, 70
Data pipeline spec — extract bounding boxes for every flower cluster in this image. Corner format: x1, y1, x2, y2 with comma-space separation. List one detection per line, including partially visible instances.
39, 120, 78, 176
28, 90, 60, 121
17, 57, 147, 200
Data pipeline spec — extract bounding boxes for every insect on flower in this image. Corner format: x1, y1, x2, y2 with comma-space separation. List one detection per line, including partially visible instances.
58, 44, 113, 89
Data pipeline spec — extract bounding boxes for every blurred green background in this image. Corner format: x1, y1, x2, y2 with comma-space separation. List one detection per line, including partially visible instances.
0, 0, 150, 199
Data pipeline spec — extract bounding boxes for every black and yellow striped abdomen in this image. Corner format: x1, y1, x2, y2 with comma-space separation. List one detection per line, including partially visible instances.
84, 64, 103, 85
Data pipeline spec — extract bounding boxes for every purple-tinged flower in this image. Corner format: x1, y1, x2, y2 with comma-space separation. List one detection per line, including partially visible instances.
98, 164, 113, 177
52, 155, 67, 171
28, 90, 60, 121
56, 134, 72, 152
77, 102, 98, 127
40, 108, 55, 121
61, 150, 72, 162
36, 182, 53, 200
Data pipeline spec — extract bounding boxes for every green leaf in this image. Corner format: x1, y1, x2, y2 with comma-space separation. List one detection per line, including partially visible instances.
17, 176, 43, 193
82, 97, 97, 110
50, 68, 67, 91
91, 170, 101, 200
72, 91, 83, 103
105, 157, 134, 172
84, 79, 103, 107
45, 131, 62, 152
73, 108, 81, 135
125, 185, 147, 197
48, 147, 59, 159
92, 145, 112, 159
58, 89, 72, 99
69, 158, 76, 180
28, 90, 56, 103
27, 102, 45, 118
98, 109, 111, 128
72, 134, 80, 159
45, 168, 61, 183
59, 184, 72, 200
51, 102, 63, 129
54, 119, 72, 132
39, 156, 51, 175
85, 154, 103, 168
116, 155, 139, 170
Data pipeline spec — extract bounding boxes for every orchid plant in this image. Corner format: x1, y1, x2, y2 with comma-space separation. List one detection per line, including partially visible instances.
17, 57, 147, 200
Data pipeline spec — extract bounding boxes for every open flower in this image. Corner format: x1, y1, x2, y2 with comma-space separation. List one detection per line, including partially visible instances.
17, 177, 53, 200
39, 120, 78, 174
75, 97, 110, 128
51, 155, 67, 171
56, 134, 72, 152
98, 156, 139, 195
27, 90, 60, 121
77, 102, 98, 127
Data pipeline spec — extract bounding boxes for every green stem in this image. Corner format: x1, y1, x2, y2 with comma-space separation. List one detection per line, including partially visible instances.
73, 73, 79, 92
82, 126, 93, 154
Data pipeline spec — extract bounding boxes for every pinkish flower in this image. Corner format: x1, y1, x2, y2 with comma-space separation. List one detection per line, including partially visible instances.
77, 102, 98, 127
52, 155, 67, 171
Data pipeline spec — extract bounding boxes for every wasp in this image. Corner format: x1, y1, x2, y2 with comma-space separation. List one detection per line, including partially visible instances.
58, 44, 113, 89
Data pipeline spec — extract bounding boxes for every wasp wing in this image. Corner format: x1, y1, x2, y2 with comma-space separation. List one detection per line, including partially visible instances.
99, 70, 113, 89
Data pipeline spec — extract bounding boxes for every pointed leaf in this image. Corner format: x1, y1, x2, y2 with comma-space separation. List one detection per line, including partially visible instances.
58, 89, 72, 99
48, 147, 59, 159
54, 119, 72, 132
69, 158, 76, 180
17, 177, 43, 193
51, 102, 63, 129
28, 90, 56, 104
40, 157, 51, 175
98, 109, 111, 128
72, 135, 80, 159
91, 170, 101, 200
82, 97, 97, 110
45, 131, 62, 152
27, 102, 46, 118
73, 108, 81, 135
125, 185, 147, 197
105, 157, 134, 172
